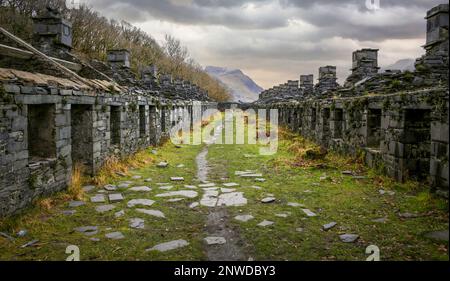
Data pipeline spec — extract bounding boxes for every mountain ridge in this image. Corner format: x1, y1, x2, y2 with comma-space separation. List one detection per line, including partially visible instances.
205, 66, 263, 102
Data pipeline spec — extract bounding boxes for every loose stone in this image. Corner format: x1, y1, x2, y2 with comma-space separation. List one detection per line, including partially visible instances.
184, 185, 197, 189
118, 183, 131, 189
339, 234, 359, 243
257, 220, 274, 227
136, 209, 165, 218
62, 210, 76, 215
255, 178, 266, 182
157, 162, 169, 168
105, 232, 125, 240
240, 173, 263, 178
221, 188, 236, 193
132, 175, 142, 180
199, 183, 216, 188
217, 192, 247, 207
115, 210, 125, 218
261, 197, 276, 203
287, 202, 305, 207
74, 226, 98, 236
170, 177, 185, 181
129, 186, 151, 192
275, 213, 289, 218
108, 193, 124, 203
234, 215, 254, 222
372, 217, 387, 223
423, 230, 449, 242
167, 198, 185, 202
146, 240, 189, 252
90, 194, 106, 203
204, 236, 226, 245
189, 202, 199, 209
323, 222, 337, 231
104, 184, 117, 191
301, 209, 317, 217
129, 218, 145, 229
69, 201, 85, 208
296, 228, 304, 232
159, 186, 174, 190
95, 204, 116, 213
223, 182, 239, 187
155, 190, 198, 198
144, 178, 152, 182
127, 199, 155, 208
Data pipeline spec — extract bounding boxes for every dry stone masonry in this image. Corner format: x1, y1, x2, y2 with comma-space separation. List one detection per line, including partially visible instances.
256, 4, 449, 197
0, 8, 215, 216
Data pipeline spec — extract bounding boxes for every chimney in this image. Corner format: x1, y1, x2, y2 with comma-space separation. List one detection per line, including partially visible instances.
32, 7, 72, 58
107, 49, 131, 68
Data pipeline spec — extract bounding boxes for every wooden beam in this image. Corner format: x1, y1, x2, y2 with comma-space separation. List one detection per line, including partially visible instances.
0, 43, 83, 72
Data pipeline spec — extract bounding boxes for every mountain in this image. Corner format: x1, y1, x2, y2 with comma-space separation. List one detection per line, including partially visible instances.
380, 58, 416, 72
205, 66, 263, 102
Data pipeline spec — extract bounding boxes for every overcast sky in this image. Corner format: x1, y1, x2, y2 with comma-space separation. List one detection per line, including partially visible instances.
85, 0, 442, 88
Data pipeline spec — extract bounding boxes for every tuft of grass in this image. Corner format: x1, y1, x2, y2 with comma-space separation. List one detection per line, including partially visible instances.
93, 149, 155, 186
68, 163, 85, 200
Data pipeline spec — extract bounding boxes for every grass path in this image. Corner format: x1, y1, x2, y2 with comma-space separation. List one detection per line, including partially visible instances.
0, 117, 448, 261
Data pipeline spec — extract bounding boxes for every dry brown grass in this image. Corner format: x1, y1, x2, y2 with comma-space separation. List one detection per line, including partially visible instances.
93, 149, 155, 186
67, 163, 86, 200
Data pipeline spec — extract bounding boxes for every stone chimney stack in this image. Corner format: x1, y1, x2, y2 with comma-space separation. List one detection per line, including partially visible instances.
107, 49, 131, 68
344, 48, 379, 87
351, 49, 379, 76
424, 4, 449, 55
300, 74, 314, 95
32, 7, 72, 59
316, 66, 339, 94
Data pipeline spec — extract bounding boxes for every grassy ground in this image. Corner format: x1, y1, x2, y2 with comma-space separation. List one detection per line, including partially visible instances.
0, 116, 448, 261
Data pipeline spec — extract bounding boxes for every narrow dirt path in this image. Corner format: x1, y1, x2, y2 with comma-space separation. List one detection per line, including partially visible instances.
196, 124, 246, 261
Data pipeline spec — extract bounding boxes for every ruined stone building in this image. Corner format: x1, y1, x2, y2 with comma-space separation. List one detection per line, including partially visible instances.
0, 8, 215, 216
256, 4, 449, 197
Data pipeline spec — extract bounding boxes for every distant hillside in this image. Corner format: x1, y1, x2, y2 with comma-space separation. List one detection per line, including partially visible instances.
205, 66, 263, 102
381, 59, 416, 72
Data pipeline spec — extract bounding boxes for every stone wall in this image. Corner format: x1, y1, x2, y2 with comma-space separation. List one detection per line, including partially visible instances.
256, 4, 449, 197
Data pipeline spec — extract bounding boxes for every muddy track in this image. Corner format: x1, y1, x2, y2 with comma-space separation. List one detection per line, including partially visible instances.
196, 144, 246, 261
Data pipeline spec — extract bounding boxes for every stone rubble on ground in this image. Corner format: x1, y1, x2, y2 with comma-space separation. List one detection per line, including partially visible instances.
323, 222, 337, 231
234, 215, 254, 222
95, 204, 116, 213
301, 209, 317, 217
69, 201, 85, 208
261, 197, 276, 203
257, 220, 274, 227
157, 162, 169, 168
155, 190, 198, 198
115, 210, 125, 218
105, 232, 125, 240
90, 194, 106, 203
170, 177, 185, 181
339, 234, 359, 243
146, 240, 189, 252
128, 186, 152, 192
136, 209, 165, 218
129, 218, 145, 229
108, 193, 124, 203
204, 236, 227, 245
127, 199, 155, 208
223, 183, 239, 187
74, 226, 98, 236
104, 184, 118, 191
